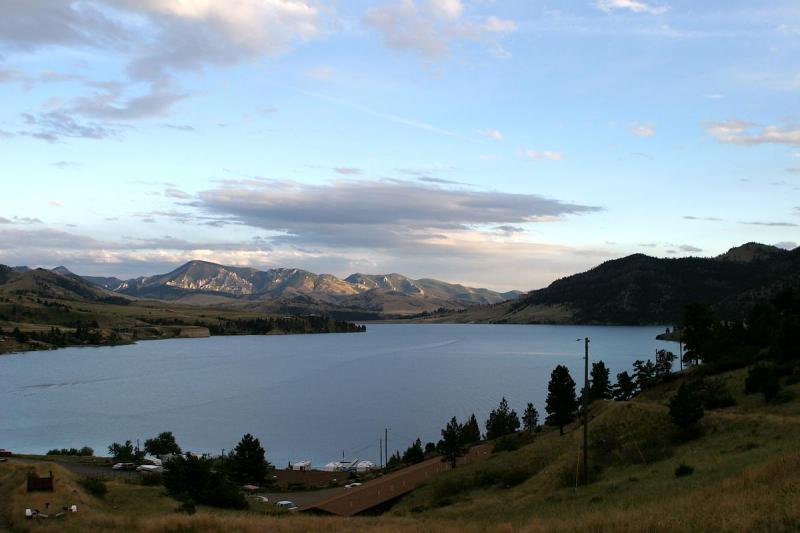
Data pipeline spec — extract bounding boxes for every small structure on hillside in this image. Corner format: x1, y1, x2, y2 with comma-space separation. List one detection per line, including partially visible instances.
320, 459, 377, 473
26, 471, 54, 492
291, 460, 312, 471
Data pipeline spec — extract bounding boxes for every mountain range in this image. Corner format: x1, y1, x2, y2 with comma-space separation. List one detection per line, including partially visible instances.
428, 243, 800, 325
5, 261, 522, 317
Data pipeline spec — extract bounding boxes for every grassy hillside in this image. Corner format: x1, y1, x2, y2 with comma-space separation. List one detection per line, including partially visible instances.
390, 366, 800, 531
3, 366, 798, 531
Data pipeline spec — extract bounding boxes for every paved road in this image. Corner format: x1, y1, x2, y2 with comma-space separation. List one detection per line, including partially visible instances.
8, 457, 137, 479
303, 443, 493, 516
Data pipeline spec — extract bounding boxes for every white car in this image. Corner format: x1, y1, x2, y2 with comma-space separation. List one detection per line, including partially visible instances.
276, 500, 298, 510
345, 482, 362, 489
112, 462, 137, 471
254, 496, 269, 503
136, 464, 163, 473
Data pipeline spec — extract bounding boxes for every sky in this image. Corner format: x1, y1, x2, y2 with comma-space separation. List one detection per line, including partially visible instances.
0, 0, 799, 292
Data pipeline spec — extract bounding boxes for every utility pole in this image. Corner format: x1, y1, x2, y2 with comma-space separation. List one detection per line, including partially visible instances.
582, 336, 590, 486
379, 438, 383, 468
384, 427, 390, 469
679, 338, 684, 371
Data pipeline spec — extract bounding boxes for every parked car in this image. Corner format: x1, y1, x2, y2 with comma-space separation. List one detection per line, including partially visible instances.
254, 496, 269, 503
136, 464, 163, 473
112, 463, 137, 471
345, 482, 362, 489
276, 500, 298, 510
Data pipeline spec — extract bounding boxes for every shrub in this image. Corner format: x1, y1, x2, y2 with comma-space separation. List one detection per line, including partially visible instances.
770, 389, 794, 405
698, 377, 736, 409
163, 454, 247, 510
177, 500, 197, 515
140, 473, 162, 486
675, 463, 694, 477
745, 363, 781, 400
79, 476, 108, 497
669, 383, 704, 430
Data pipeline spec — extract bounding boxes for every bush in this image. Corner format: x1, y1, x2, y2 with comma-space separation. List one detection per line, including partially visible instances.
698, 377, 736, 409
675, 463, 694, 477
46, 446, 94, 457
177, 500, 197, 515
770, 389, 794, 405
669, 383, 704, 430
79, 476, 108, 497
745, 363, 781, 400
140, 473, 163, 486
163, 455, 247, 510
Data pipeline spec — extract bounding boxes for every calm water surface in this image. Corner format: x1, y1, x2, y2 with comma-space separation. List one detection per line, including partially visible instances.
0, 324, 673, 465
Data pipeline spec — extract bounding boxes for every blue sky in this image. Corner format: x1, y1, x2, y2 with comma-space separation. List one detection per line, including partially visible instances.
0, 0, 798, 291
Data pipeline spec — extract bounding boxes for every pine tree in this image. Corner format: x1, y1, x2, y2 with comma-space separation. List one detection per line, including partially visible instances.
440, 416, 465, 468
461, 414, 482, 445
228, 433, 270, 483
522, 402, 539, 432
485, 397, 521, 440
669, 383, 704, 429
588, 360, 612, 401
545, 365, 578, 435
613, 370, 637, 401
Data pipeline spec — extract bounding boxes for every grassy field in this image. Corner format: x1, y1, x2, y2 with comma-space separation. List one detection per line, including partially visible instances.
2, 367, 798, 532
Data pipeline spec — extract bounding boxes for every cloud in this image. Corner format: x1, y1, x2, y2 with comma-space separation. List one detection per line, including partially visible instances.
164, 188, 192, 199
683, 215, 722, 221
678, 244, 702, 252
306, 65, 334, 80
194, 178, 601, 250
638, 242, 657, 247
595, 0, 670, 15
20, 111, 120, 142
631, 122, 655, 137
51, 161, 81, 169
521, 149, 565, 161
69, 80, 188, 120
706, 120, 800, 146
160, 123, 195, 131
364, 0, 517, 60
479, 129, 503, 140
333, 167, 362, 175
417, 176, 467, 185
774, 241, 797, 250
741, 220, 799, 227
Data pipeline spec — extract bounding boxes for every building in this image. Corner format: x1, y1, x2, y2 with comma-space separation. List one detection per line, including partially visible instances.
291, 460, 312, 471
320, 459, 377, 473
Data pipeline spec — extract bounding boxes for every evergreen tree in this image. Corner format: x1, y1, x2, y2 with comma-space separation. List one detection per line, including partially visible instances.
485, 397, 521, 440
402, 438, 425, 465
228, 433, 270, 483
654, 350, 675, 379
632, 359, 657, 390
683, 303, 712, 365
522, 402, 539, 432
613, 371, 637, 401
440, 416, 466, 468
545, 365, 578, 435
588, 360, 612, 401
461, 413, 482, 445
144, 431, 182, 457
669, 383, 705, 430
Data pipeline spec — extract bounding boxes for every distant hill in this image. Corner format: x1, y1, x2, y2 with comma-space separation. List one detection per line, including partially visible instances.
59, 260, 520, 316
0, 266, 131, 304
425, 243, 800, 325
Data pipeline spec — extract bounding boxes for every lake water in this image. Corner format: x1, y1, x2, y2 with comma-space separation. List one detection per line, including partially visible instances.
0, 324, 674, 466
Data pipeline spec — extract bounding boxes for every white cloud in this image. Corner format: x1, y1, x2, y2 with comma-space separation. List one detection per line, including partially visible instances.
595, 0, 670, 15
521, 149, 565, 161
306, 65, 334, 80
428, 0, 463, 20
479, 129, 503, 140
706, 120, 800, 146
483, 16, 518, 33
364, 0, 517, 59
631, 122, 656, 137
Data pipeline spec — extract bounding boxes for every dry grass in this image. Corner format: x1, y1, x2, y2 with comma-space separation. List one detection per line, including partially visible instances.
2, 368, 799, 532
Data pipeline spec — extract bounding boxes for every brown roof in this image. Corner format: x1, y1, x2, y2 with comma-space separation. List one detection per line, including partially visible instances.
300, 443, 492, 516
